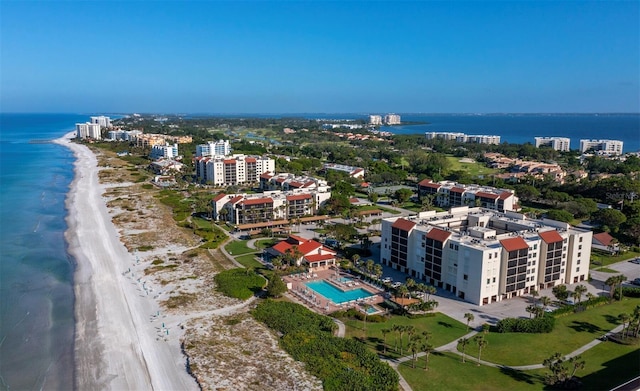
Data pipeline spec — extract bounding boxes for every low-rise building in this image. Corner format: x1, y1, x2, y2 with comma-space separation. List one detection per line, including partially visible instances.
380, 207, 592, 306
534, 137, 571, 152
259, 172, 329, 192
323, 163, 365, 179
266, 235, 337, 270
417, 180, 518, 212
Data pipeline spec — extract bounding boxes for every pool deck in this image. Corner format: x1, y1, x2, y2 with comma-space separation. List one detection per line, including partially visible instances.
283, 269, 385, 315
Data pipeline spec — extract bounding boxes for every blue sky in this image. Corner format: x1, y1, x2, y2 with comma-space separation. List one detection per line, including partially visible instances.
1, 1, 638, 113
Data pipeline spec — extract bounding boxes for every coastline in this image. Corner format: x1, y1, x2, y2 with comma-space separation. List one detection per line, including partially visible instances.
54, 132, 196, 390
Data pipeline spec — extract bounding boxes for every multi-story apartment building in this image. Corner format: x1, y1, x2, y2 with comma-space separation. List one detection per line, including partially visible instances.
534, 137, 571, 152
259, 172, 330, 192
106, 129, 143, 141
196, 140, 232, 157
425, 132, 501, 145
150, 143, 179, 160
369, 115, 383, 125
323, 163, 365, 179
417, 180, 518, 212
212, 188, 331, 224
195, 154, 275, 186
579, 139, 624, 155
380, 206, 592, 306
75, 122, 102, 140
134, 133, 193, 148
90, 116, 112, 128
384, 114, 401, 125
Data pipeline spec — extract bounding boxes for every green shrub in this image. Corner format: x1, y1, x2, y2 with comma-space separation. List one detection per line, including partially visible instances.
496, 314, 555, 333
214, 268, 265, 300
619, 287, 640, 298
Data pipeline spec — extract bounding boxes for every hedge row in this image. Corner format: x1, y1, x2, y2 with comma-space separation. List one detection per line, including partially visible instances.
496, 314, 555, 333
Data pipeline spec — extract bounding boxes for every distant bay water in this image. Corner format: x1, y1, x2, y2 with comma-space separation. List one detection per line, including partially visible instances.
379, 114, 640, 153
0, 113, 87, 390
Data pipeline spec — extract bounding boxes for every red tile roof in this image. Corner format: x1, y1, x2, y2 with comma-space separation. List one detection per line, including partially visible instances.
271, 241, 293, 254
212, 193, 227, 202
539, 230, 563, 244
593, 232, 614, 246
260, 172, 273, 179
229, 195, 243, 204
287, 194, 312, 201
223, 159, 237, 164
475, 191, 500, 200
288, 181, 304, 188
349, 197, 360, 203
305, 254, 336, 262
426, 227, 451, 242
392, 218, 416, 232
500, 237, 529, 252
245, 157, 256, 163
498, 191, 513, 200
418, 179, 441, 188
288, 235, 307, 244
303, 181, 315, 188
241, 197, 273, 206
450, 187, 465, 193
298, 240, 322, 254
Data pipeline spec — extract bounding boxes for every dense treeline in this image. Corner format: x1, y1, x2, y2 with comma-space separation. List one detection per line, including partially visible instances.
252, 300, 399, 391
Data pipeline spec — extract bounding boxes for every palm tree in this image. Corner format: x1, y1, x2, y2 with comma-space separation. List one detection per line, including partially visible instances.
540, 296, 552, 312
406, 278, 416, 292
619, 313, 631, 338
571, 291, 581, 305
397, 285, 409, 304
392, 325, 401, 352
421, 341, 434, 371
351, 253, 361, 267
398, 325, 408, 355
459, 337, 469, 363
586, 292, 596, 302
426, 285, 437, 301
381, 328, 391, 354
632, 305, 640, 338
530, 288, 539, 303
606, 275, 627, 301
568, 355, 586, 379
464, 313, 475, 331
526, 305, 537, 319
406, 326, 416, 348
365, 259, 374, 276
574, 284, 588, 303
474, 335, 488, 366
408, 338, 421, 368
373, 264, 383, 281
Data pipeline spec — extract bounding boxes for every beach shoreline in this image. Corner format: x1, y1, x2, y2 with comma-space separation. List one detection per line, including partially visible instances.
54, 132, 196, 390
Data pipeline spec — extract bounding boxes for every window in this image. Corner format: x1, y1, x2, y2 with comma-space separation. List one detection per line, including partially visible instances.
578, 252, 581, 258
493, 277, 496, 283
579, 237, 583, 242
577, 259, 580, 265
578, 245, 582, 250
464, 274, 468, 280
487, 278, 490, 285
489, 253, 492, 259
534, 244, 538, 250
577, 267, 580, 272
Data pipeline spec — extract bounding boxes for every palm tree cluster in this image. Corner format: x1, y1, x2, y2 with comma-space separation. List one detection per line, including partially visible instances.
605, 274, 627, 301
543, 352, 585, 388
395, 280, 439, 313
617, 305, 640, 339
472, 324, 490, 366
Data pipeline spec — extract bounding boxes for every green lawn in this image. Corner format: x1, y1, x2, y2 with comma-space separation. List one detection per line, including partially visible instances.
224, 240, 255, 256
344, 313, 468, 359
399, 352, 544, 391
445, 156, 497, 177
235, 254, 263, 269
255, 238, 279, 250
192, 216, 213, 229
591, 250, 640, 268
459, 298, 640, 366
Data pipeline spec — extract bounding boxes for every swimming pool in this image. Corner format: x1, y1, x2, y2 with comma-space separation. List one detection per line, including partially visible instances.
305, 280, 374, 304
336, 277, 353, 284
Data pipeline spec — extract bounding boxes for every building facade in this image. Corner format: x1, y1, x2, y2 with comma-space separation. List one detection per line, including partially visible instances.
90, 116, 112, 128
579, 139, 624, 155
369, 115, 383, 125
425, 132, 501, 145
380, 207, 592, 306
534, 137, 571, 152
260, 172, 330, 192
76, 122, 102, 140
196, 140, 232, 157
150, 143, 179, 160
195, 154, 275, 186
417, 180, 518, 212
384, 114, 401, 125
323, 163, 365, 178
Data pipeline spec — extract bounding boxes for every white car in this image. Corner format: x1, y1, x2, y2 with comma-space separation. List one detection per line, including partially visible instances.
391, 282, 402, 288
382, 277, 392, 283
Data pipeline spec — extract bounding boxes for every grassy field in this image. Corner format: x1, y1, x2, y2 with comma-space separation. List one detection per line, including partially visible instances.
459, 298, 640, 366
591, 250, 640, 268
445, 156, 497, 177
224, 240, 255, 256
235, 254, 263, 269
344, 313, 468, 359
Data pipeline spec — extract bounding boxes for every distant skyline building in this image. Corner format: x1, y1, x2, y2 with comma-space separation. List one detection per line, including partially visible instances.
425, 131, 501, 145
196, 140, 232, 157
369, 115, 383, 125
534, 137, 571, 152
384, 114, 401, 125
75, 122, 101, 140
579, 139, 623, 155
90, 115, 112, 128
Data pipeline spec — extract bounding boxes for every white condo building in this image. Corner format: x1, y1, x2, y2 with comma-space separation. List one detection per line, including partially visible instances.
106, 129, 143, 141
425, 132, 501, 145
323, 163, 365, 178
195, 154, 275, 186
150, 143, 179, 160
535, 137, 571, 152
196, 140, 232, 157
579, 139, 623, 155
76, 122, 102, 140
417, 180, 519, 212
369, 115, 383, 125
384, 114, 401, 125
90, 116, 112, 128
380, 207, 592, 306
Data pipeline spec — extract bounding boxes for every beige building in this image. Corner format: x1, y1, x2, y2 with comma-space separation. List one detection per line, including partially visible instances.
195, 154, 275, 186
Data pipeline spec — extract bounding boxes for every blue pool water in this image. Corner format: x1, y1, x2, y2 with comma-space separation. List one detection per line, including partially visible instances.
365, 306, 379, 314
305, 280, 374, 304
337, 277, 353, 284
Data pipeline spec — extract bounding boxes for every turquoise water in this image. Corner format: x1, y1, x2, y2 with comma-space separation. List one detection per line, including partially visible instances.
0, 113, 89, 390
365, 306, 379, 314
305, 280, 374, 304
337, 277, 353, 284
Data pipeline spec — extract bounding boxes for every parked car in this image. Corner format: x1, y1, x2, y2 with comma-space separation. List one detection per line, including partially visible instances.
629, 258, 640, 265
631, 278, 640, 286
391, 282, 402, 288
382, 277, 393, 283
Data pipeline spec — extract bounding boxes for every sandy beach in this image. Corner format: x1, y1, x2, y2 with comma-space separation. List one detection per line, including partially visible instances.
56, 132, 197, 390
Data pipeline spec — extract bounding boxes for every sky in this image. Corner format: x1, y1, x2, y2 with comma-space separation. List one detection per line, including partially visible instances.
1, 1, 638, 114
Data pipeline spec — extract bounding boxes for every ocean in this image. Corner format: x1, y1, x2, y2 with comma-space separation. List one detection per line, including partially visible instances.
0, 113, 86, 390
379, 113, 640, 153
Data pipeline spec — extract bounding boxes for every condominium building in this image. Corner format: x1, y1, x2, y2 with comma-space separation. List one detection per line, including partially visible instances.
212, 188, 331, 224
196, 140, 232, 157
534, 137, 571, 152
106, 129, 143, 141
369, 115, 383, 125
417, 180, 518, 212
90, 116, 112, 128
134, 133, 193, 148
75, 122, 102, 140
425, 132, 501, 145
195, 154, 275, 186
150, 143, 179, 160
384, 114, 401, 125
579, 139, 623, 155
380, 207, 592, 306
323, 163, 365, 178
260, 172, 330, 192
